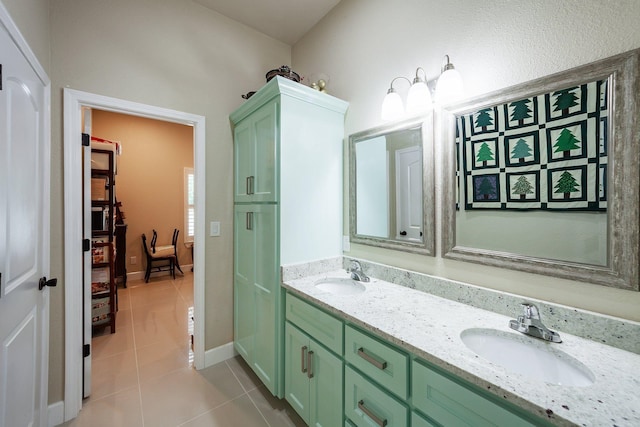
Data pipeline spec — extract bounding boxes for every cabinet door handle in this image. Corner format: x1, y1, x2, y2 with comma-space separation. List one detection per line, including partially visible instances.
301, 346, 308, 373
357, 347, 387, 370
307, 350, 314, 379
246, 176, 251, 195
246, 175, 255, 195
358, 400, 387, 427
246, 212, 253, 230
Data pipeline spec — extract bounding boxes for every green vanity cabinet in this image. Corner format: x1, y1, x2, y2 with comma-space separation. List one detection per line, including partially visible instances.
285, 294, 344, 427
231, 76, 348, 399
233, 204, 279, 394
285, 322, 344, 427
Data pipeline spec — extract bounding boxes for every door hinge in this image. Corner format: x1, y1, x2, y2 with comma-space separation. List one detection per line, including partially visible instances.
82, 133, 90, 146
83, 239, 91, 252
83, 344, 90, 357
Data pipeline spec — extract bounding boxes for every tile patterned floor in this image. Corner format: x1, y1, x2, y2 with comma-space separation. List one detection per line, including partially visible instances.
60, 272, 305, 427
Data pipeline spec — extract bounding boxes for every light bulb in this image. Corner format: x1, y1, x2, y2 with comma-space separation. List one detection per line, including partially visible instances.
381, 89, 404, 121
407, 80, 432, 114
435, 67, 464, 104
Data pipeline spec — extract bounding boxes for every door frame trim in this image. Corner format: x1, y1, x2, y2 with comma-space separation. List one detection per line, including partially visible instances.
63, 89, 206, 421
0, 4, 51, 427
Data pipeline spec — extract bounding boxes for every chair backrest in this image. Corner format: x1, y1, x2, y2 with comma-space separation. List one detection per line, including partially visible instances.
172, 228, 179, 247
151, 229, 158, 253
141, 233, 151, 258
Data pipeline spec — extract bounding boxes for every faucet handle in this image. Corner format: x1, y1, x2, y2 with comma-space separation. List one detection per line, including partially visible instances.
520, 302, 540, 319
348, 260, 362, 272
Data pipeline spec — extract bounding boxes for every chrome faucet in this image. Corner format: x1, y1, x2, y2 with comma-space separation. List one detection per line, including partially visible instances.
348, 260, 370, 282
509, 303, 562, 343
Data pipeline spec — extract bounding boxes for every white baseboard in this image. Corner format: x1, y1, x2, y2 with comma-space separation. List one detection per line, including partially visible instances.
203, 342, 237, 368
48, 401, 64, 427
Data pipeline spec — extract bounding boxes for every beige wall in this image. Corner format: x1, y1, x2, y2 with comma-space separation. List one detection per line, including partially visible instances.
92, 110, 194, 274
47, 0, 291, 404
1, 0, 50, 73
293, 0, 640, 321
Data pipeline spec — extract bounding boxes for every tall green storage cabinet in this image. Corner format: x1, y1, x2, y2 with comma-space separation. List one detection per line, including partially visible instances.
230, 76, 349, 398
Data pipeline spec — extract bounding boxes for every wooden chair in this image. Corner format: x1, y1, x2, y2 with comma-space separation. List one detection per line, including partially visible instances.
152, 228, 183, 275
142, 233, 175, 283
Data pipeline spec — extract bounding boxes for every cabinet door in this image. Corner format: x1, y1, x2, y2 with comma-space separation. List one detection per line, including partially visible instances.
234, 119, 255, 202
310, 340, 343, 427
234, 101, 278, 203
285, 323, 311, 424
251, 204, 279, 394
233, 206, 256, 361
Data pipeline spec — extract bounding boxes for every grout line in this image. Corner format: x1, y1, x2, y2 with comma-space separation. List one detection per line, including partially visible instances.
127, 283, 146, 427
225, 360, 272, 427
245, 387, 273, 427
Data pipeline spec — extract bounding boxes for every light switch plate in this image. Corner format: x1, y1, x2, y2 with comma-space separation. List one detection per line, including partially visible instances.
343, 235, 351, 252
210, 221, 220, 237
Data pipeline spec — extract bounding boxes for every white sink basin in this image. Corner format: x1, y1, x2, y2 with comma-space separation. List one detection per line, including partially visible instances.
314, 278, 366, 295
460, 328, 594, 387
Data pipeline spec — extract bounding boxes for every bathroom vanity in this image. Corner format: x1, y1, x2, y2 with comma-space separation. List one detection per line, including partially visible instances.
282, 260, 640, 427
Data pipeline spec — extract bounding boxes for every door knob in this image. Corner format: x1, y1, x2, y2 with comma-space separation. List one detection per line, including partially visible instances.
399, 231, 407, 236
39, 276, 58, 291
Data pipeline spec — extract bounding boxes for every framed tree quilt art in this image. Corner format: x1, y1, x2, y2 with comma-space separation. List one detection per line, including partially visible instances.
457, 80, 608, 211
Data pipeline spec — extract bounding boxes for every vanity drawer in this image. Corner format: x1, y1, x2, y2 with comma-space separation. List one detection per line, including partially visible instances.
411, 411, 438, 427
345, 366, 408, 427
412, 359, 538, 427
345, 325, 409, 399
285, 293, 343, 354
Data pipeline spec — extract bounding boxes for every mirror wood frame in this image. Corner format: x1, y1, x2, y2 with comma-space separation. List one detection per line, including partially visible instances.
441, 48, 640, 291
349, 115, 435, 255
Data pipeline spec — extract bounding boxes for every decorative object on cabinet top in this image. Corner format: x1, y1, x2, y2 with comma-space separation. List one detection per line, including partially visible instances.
265, 65, 301, 83
231, 76, 348, 125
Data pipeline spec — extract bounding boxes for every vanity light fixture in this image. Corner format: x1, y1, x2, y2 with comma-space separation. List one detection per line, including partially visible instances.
381, 55, 464, 120
407, 67, 432, 114
381, 76, 411, 121
434, 55, 464, 104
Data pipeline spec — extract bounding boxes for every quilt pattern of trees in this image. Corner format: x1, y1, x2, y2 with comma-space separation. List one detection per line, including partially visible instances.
457, 78, 608, 211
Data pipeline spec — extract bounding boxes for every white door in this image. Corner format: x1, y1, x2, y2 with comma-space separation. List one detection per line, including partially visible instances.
0, 20, 51, 427
395, 146, 423, 241
82, 107, 92, 398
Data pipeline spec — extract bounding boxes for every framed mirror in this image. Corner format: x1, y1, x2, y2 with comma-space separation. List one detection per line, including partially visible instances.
441, 48, 639, 290
349, 115, 434, 255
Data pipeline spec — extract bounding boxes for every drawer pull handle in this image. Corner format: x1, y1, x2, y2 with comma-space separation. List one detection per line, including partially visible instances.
357, 347, 387, 370
307, 350, 314, 379
358, 399, 387, 427
301, 346, 308, 373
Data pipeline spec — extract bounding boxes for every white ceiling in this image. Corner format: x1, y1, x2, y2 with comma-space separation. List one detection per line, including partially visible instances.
193, 0, 342, 45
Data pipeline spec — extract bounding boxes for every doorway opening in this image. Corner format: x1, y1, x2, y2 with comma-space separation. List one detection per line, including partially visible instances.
63, 89, 206, 421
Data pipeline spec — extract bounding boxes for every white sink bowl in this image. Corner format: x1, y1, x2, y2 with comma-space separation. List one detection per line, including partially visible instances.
314, 278, 366, 295
460, 328, 595, 387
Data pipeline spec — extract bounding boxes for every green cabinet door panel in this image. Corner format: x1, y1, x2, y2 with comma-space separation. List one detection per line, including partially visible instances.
233, 204, 281, 396
233, 101, 279, 203
309, 339, 343, 427
285, 322, 311, 424
345, 366, 408, 427
412, 359, 547, 427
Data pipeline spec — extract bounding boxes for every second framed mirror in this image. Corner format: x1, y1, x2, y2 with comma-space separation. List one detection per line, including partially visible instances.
349, 115, 434, 255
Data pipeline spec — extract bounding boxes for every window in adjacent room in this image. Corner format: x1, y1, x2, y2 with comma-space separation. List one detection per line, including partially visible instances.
184, 167, 195, 242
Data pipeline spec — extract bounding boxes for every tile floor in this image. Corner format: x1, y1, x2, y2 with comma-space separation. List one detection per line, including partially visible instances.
60, 272, 305, 427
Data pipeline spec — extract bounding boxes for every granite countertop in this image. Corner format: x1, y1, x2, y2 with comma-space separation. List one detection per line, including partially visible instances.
282, 269, 640, 427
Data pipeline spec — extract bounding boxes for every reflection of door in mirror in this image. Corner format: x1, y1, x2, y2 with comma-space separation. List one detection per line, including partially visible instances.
395, 146, 423, 241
